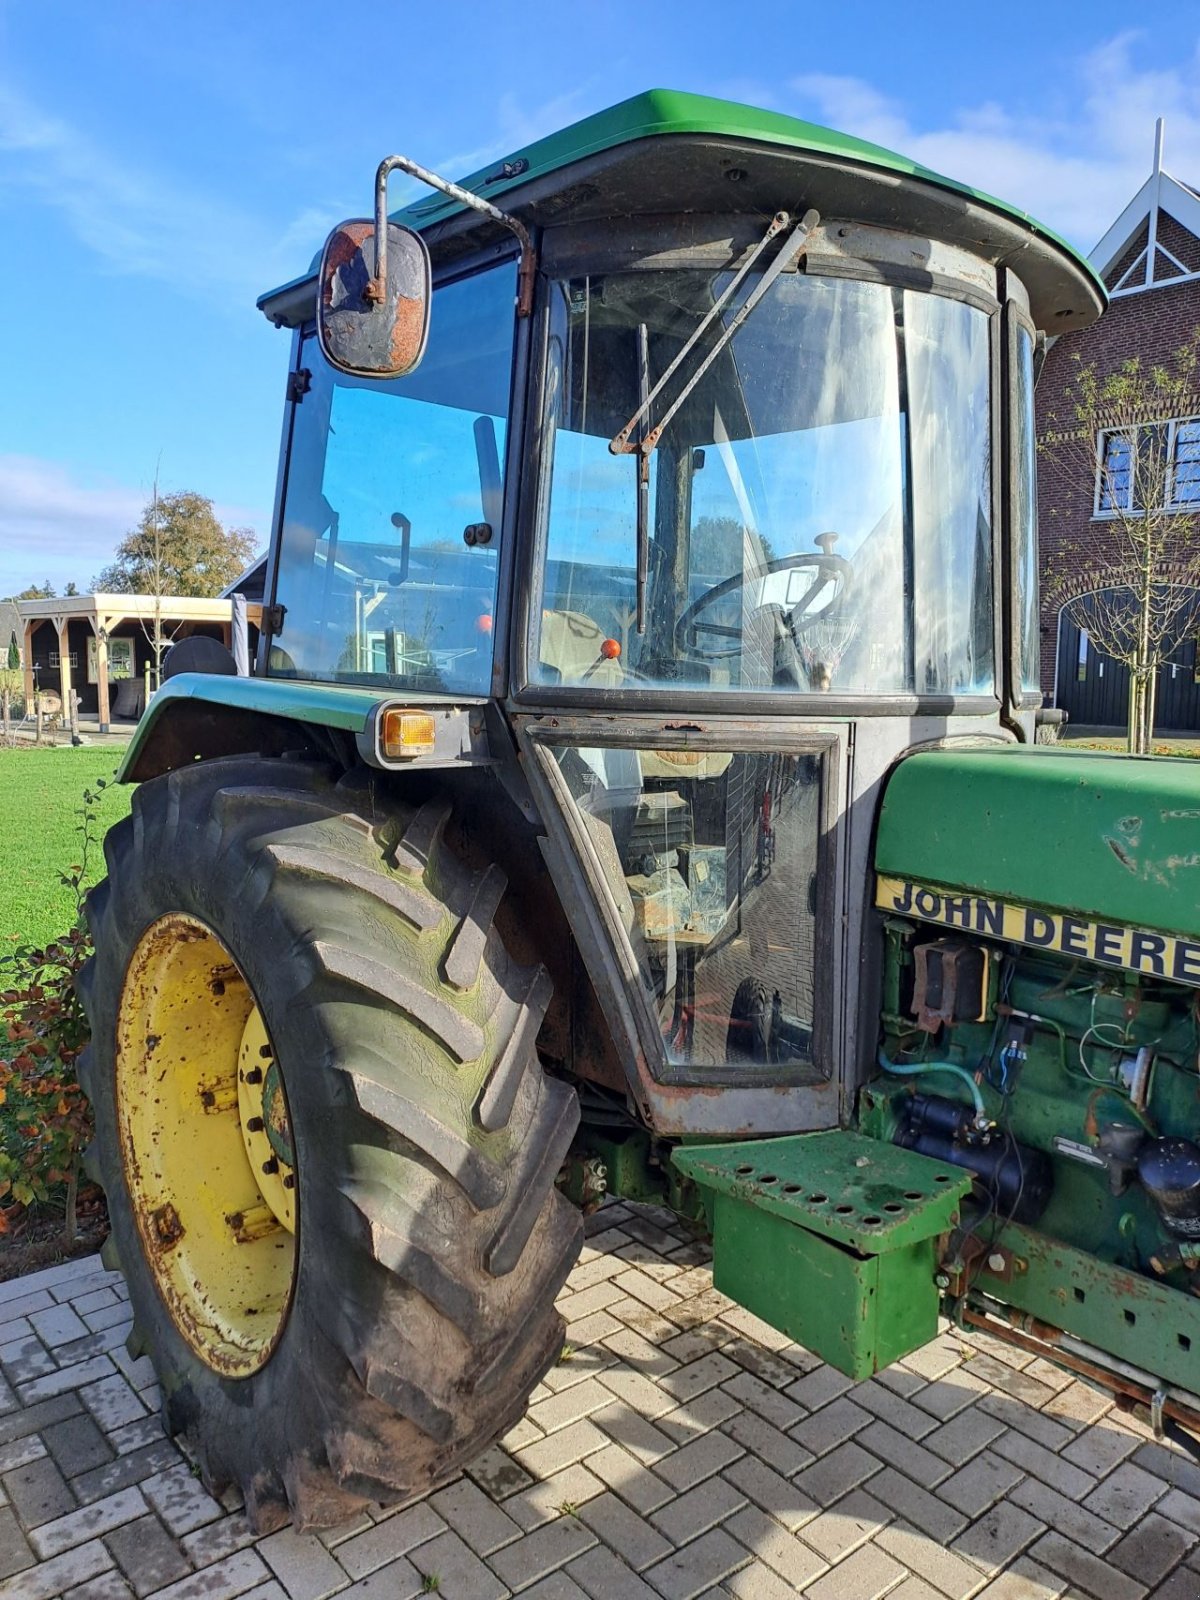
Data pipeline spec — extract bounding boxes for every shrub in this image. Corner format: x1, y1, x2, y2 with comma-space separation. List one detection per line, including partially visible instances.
0, 781, 105, 1241
0, 927, 92, 1235
0, 668, 24, 727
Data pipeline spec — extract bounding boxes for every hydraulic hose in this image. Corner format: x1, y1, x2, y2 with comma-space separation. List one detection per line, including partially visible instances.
876, 1046, 989, 1128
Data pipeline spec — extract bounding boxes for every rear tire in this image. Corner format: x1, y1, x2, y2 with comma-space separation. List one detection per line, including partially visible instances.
79, 755, 581, 1530
725, 977, 772, 1064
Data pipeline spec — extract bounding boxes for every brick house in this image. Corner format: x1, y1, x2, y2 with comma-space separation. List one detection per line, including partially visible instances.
1037, 124, 1200, 730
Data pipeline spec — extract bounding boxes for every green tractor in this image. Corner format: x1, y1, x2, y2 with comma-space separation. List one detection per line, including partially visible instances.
81, 89, 1200, 1531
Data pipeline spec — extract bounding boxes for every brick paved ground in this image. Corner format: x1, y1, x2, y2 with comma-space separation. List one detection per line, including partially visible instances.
1, 1202, 1199, 1600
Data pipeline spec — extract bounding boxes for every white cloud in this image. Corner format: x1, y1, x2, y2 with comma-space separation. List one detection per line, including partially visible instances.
0, 78, 615, 313
0, 455, 144, 593
0, 456, 266, 595
789, 33, 1200, 252
382, 86, 600, 212
0, 82, 334, 308
0, 457, 267, 601
254, 88, 602, 279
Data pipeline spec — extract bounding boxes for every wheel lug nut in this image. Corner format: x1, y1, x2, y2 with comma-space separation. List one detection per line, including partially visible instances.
282, 1174, 295, 1190
244, 1067, 263, 1085
246, 1117, 264, 1133
262, 1157, 279, 1175
259, 1044, 273, 1059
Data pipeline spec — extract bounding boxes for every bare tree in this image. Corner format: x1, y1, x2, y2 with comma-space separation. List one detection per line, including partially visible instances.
143, 474, 174, 690
1040, 330, 1200, 753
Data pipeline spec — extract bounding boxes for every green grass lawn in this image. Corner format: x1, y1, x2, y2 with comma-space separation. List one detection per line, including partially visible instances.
1062, 737, 1200, 758
0, 748, 133, 951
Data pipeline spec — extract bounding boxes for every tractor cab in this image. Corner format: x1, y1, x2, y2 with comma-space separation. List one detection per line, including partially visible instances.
102, 96, 1200, 1541
249, 92, 1100, 1140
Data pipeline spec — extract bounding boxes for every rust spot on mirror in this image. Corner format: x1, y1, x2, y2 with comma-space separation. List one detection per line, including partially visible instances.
317, 219, 431, 379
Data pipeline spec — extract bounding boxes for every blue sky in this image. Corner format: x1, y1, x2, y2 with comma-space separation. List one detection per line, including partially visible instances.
2, 1, 1199, 595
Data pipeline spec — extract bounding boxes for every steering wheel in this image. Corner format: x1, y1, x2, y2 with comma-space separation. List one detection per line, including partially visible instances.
673, 535, 853, 662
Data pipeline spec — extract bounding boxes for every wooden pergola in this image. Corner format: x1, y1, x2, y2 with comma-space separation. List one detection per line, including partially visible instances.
18, 594, 262, 732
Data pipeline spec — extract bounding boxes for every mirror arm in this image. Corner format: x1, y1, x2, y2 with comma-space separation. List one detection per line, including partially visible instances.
370, 155, 537, 316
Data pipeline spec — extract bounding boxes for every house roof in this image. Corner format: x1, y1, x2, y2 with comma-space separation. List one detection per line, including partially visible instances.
18, 594, 236, 625
219, 556, 267, 601
1090, 119, 1200, 295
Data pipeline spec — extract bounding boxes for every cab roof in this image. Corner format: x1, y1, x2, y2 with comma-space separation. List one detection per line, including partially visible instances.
259, 88, 1105, 333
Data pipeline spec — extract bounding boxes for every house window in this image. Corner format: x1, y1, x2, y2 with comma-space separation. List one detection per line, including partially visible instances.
1096, 431, 1135, 513
86, 637, 134, 681
1171, 419, 1200, 507
1096, 416, 1200, 514
49, 651, 79, 670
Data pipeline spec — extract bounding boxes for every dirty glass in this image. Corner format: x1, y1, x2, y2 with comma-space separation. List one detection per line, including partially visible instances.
553, 743, 822, 1073
269, 264, 516, 693
533, 268, 993, 696
1012, 323, 1041, 694
905, 293, 993, 694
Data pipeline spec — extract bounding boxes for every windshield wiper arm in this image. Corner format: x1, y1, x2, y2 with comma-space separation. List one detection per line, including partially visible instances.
609, 208, 818, 636
609, 207, 819, 460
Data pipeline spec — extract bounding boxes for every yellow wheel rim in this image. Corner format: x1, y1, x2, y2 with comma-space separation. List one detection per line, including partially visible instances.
115, 914, 298, 1377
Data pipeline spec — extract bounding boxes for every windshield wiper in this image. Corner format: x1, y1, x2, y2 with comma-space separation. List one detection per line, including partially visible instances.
609, 207, 819, 634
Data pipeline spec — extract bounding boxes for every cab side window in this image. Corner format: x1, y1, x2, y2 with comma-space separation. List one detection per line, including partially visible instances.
270, 263, 517, 693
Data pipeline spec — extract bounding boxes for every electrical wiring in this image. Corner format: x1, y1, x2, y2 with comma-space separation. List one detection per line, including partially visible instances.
1076, 1026, 1121, 1083
953, 1082, 1029, 1320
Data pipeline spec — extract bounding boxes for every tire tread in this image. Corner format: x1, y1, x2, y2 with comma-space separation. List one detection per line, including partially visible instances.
80, 756, 581, 1531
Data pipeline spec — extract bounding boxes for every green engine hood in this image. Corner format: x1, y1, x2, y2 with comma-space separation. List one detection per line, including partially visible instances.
876, 746, 1200, 939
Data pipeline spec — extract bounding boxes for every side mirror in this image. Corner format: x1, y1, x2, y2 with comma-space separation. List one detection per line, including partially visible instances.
317, 219, 431, 379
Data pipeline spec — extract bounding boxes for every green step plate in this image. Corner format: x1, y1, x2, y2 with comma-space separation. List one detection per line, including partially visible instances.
675, 1131, 971, 1251
674, 1131, 973, 1379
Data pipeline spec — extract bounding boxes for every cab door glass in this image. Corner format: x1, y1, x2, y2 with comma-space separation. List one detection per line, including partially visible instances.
553, 743, 824, 1074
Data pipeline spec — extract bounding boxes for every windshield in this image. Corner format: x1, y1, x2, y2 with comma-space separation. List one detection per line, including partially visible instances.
532, 267, 993, 696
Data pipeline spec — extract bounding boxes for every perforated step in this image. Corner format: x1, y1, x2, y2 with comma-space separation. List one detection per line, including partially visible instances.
674, 1130, 972, 1255
674, 1130, 975, 1378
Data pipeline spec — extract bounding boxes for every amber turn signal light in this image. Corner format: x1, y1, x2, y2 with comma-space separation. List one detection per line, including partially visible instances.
381, 709, 436, 759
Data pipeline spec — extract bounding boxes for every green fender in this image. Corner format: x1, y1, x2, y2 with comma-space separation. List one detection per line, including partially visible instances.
117, 674, 394, 783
